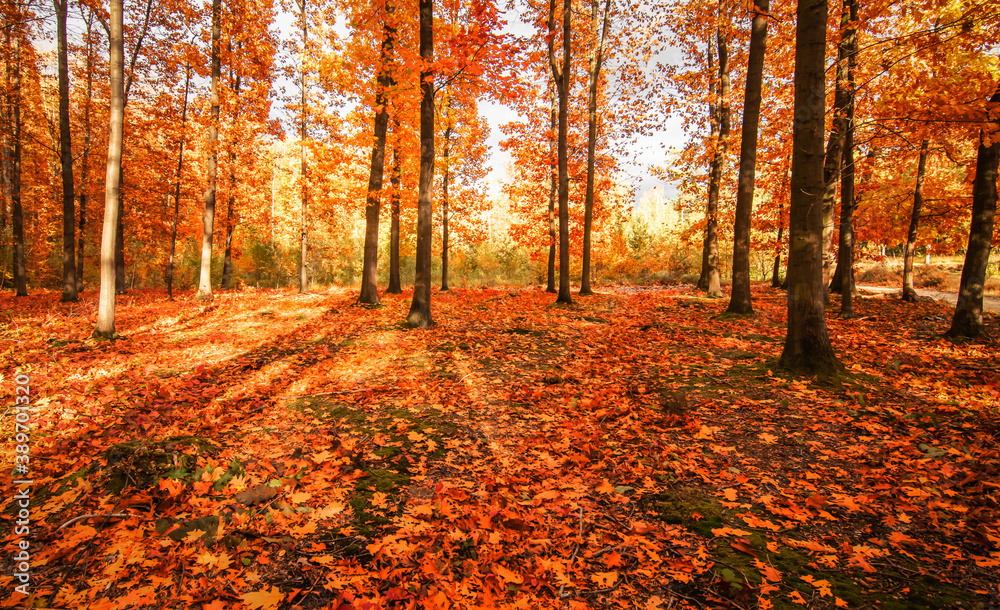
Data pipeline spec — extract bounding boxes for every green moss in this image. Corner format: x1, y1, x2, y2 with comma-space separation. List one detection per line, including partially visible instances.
103, 435, 221, 494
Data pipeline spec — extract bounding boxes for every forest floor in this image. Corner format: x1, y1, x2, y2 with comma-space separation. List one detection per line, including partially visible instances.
1, 284, 999, 610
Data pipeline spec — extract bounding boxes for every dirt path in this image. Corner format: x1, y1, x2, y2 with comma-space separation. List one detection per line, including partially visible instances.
858, 284, 1000, 313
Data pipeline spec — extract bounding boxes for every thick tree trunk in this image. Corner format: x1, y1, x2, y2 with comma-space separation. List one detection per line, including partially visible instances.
948, 85, 1000, 338
779, 0, 842, 374
95, 0, 124, 337
387, 140, 402, 294
167, 65, 191, 300
56, 0, 77, 302
580, 0, 611, 296
902, 140, 929, 303
407, 0, 434, 327
359, 2, 396, 305
546, 79, 557, 293
726, 0, 768, 314
820, 1, 852, 297
197, 0, 221, 300
548, 0, 572, 304
700, 19, 729, 298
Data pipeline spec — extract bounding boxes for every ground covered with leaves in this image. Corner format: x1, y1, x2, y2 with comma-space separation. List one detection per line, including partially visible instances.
1, 284, 999, 610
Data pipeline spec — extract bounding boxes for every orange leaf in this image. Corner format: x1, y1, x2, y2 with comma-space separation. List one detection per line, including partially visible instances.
240, 586, 284, 610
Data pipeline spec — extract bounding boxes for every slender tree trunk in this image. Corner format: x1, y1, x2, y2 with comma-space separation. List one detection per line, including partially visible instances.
726, 0, 768, 314
114, 199, 125, 292
948, 85, 1000, 338
10, 23, 25, 296
771, 200, 784, 288
56, 0, 77, 301
700, 19, 729, 298
902, 139, 929, 302
221, 56, 240, 291
197, 0, 221, 300
359, 2, 397, 305
546, 79, 557, 293
95, 0, 124, 337
580, 0, 611, 296
548, 0, 572, 304
779, 0, 842, 374
387, 139, 402, 294
1, 31, 9, 294
298, 0, 309, 293
698, 37, 717, 292
838, 120, 856, 315
407, 0, 434, 327
441, 96, 452, 291
167, 64, 191, 300
77, 12, 94, 294
821, 1, 853, 296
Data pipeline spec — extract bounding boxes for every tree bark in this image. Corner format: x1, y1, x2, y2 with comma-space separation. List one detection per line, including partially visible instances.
197, 0, 221, 300
167, 64, 191, 300
779, 0, 842, 374
387, 139, 402, 294
948, 85, 1000, 338
820, 1, 852, 297
77, 11, 94, 294
56, 0, 77, 302
546, 79, 557, 293
580, 0, 611, 296
407, 0, 434, 327
726, 0, 768, 314
548, 0, 572, 304
95, 0, 124, 337
700, 18, 729, 298
359, 2, 397, 305
902, 139, 929, 303
221, 54, 241, 291
298, 0, 309, 293
830, 0, 858, 299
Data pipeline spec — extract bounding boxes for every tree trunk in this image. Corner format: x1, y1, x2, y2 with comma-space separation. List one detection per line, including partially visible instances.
115, 198, 125, 292
167, 64, 191, 300
298, 0, 309, 293
548, 0, 572, 304
359, 3, 397, 305
779, 0, 842, 374
902, 139, 929, 303
77, 11, 94, 294
441, 96, 452, 291
406, 0, 434, 327
580, 0, 611, 296
95, 0, 124, 337
698, 38, 717, 292
771, 201, 784, 288
948, 85, 1000, 338
726, 0, 768, 314
836, 10, 860, 318
56, 0, 77, 302
700, 19, 729, 298
9, 19, 26, 296
197, 0, 221, 300
546, 79, 556, 293
387, 139, 402, 294
820, 2, 852, 298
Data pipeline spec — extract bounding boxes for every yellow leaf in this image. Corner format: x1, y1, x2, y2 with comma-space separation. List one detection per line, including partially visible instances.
240, 586, 284, 610
290, 491, 312, 504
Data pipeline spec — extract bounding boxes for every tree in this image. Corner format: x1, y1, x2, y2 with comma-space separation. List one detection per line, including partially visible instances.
948, 84, 1000, 339
167, 64, 191, 300
197, 0, 222, 301
440, 95, 452, 291
359, 0, 397, 305
387, 138, 403, 294
407, 0, 434, 327
297, 0, 309, 293
697, 7, 729, 299
546, 80, 556, 294
548, 0, 572, 304
901, 139, 929, 302
579, 0, 611, 296
726, 0, 768, 314
76, 8, 97, 294
221, 44, 242, 291
4, 0, 27, 297
95, 0, 124, 338
829, 0, 858, 310
778, 0, 842, 374
56, 0, 77, 302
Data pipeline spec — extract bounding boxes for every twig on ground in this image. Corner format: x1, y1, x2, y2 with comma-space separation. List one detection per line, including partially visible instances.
57, 513, 150, 530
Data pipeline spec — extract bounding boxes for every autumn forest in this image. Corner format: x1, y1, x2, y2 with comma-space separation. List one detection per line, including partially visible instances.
2, 0, 1000, 605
